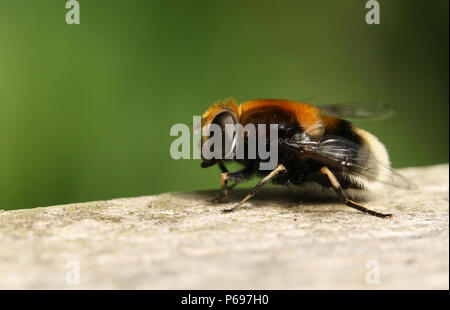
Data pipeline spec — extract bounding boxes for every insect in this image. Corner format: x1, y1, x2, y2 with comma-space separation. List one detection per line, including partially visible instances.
200, 98, 415, 218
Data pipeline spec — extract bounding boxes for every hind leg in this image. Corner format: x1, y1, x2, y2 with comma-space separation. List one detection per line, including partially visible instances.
320, 166, 392, 219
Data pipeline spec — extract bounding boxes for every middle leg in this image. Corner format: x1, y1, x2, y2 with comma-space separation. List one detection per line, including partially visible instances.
222, 164, 287, 213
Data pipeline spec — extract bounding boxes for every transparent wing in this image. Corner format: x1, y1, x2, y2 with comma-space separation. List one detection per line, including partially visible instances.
318, 102, 395, 120
288, 135, 415, 189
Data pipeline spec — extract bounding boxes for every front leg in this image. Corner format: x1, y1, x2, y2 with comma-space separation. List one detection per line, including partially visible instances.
212, 164, 255, 203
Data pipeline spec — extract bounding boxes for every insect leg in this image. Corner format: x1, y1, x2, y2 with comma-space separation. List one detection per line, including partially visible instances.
212, 165, 255, 203
320, 166, 393, 219
218, 161, 228, 173
222, 164, 287, 213
216, 162, 235, 200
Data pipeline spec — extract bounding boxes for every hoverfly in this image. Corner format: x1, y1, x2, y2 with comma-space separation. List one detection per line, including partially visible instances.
200, 98, 415, 218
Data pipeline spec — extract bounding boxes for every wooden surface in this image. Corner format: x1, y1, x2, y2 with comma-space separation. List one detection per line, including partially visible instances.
0, 164, 448, 289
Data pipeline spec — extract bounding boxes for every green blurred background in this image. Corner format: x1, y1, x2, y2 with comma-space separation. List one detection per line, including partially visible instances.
0, 0, 448, 210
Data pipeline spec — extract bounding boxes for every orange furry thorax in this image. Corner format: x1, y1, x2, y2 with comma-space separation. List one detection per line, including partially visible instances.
201, 98, 340, 135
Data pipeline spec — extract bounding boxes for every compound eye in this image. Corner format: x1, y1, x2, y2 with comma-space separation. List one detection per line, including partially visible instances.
213, 112, 235, 129
212, 112, 237, 157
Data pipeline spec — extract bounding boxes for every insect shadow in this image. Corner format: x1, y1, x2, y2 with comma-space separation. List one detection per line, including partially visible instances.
181, 185, 353, 212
